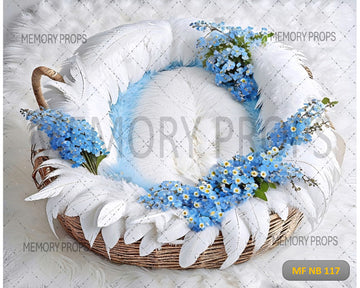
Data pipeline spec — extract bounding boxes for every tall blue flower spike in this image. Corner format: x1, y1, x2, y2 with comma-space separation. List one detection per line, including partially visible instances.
190, 21, 274, 103
21, 108, 108, 174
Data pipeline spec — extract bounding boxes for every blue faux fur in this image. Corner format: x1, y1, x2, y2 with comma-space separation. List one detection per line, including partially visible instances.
109, 71, 155, 187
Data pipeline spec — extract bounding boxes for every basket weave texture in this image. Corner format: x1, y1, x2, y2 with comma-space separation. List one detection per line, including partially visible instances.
30, 66, 304, 269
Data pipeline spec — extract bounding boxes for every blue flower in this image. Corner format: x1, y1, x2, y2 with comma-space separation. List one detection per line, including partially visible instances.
191, 21, 272, 103
21, 108, 108, 173
222, 60, 236, 72
230, 45, 244, 57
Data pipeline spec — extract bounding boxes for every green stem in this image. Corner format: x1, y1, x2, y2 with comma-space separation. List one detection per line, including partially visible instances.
82, 152, 97, 175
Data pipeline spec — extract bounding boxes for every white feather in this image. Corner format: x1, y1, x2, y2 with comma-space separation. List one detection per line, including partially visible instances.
252, 42, 324, 134
101, 219, 125, 258
45, 179, 105, 219
157, 218, 190, 243
220, 208, 251, 269
36, 158, 72, 170
54, 21, 177, 166
30, 129, 51, 151
266, 189, 289, 221
75, 20, 173, 96
129, 211, 177, 231
124, 201, 148, 218
44, 81, 79, 107
32, 149, 59, 163
169, 18, 205, 64
123, 222, 153, 245
121, 181, 148, 199
80, 208, 102, 247
286, 183, 318, 227
40, 168, 70, 184
45, 197, 60, 237
131, 66, 253, 185
139, 229, 162, 257
25, 176, 78, 201
65, 188, 110, 217
45, 183, 86, 236
97, 200, 126, 227
285, 127, 343, 220
237, 198, 270, 251
179, 226, 219, 268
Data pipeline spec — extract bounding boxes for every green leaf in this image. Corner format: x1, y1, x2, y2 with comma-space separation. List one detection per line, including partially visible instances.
254, 189, 268, 201
96, 154, 107, 171
261, 36, 267, 44
80, 151, 108, 175
254, 177, 263, 186
331, 101, 339, 105
322, 97, 330, 104
268, 182, 276, 189
250, 147, 255, 152
260, 181, 269, 192
254, 181, 270, 201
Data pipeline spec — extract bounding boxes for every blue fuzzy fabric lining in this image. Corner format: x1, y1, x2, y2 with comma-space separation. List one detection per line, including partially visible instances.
109, 61, 260, 187
109, 72, 154, 187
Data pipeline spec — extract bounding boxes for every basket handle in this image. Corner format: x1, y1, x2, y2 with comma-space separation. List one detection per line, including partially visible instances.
32, 66, 65, 109
303, 65, 313, 79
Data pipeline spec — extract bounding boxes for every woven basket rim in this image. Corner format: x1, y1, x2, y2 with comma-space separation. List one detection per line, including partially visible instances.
32, 147, 303, 269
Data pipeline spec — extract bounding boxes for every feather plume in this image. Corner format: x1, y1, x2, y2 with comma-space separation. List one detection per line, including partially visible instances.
266, 189, 290, 221
287, 183, 317, 227
123, 222, 153, 245
97, 200, 126, 227
101, 219, 125, 258
285, 126, 343, 220
252, 42, 325, 134
179, 226, 219, 268
139, 229, 162, 257
157, 218, 190, 243
65, 188, 110, 217
25, 176, 79, 201
237, 198, 270, 251
130, 66, 252, 185
36, 158, 73, 170
40, 168, 70, 184
220, 208, 251, 269
32, 149, 59, 163
45, 184, 86, 236
124, 201, 147, 219
45, 197, 60, 237
80, 208, 102, 247
129, 211, 178, 231
30, 127, 50, 147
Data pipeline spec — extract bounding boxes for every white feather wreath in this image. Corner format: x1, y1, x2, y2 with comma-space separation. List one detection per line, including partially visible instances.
24, 19, 344, 269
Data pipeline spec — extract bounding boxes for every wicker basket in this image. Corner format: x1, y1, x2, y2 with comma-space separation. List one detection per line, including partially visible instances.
30, 66, 305, 269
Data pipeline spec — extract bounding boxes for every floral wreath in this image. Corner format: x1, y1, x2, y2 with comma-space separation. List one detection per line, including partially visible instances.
22, 19, 344, 269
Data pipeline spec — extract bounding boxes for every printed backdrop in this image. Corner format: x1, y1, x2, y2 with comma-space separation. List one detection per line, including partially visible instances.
3, 0, 356, 287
